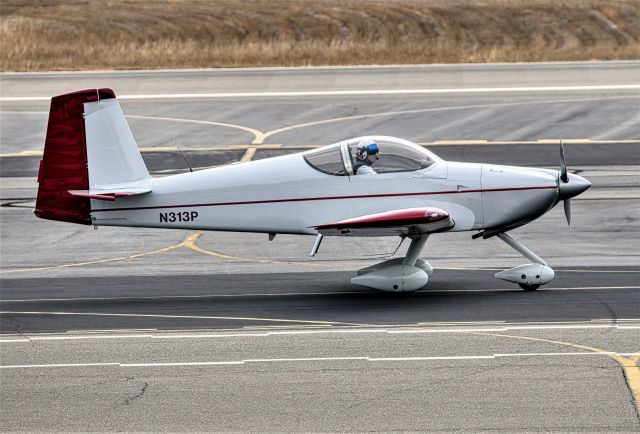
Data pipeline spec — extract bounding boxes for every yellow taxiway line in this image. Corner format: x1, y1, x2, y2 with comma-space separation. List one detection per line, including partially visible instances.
0, 242, 184, 274
472, 331, 640, 412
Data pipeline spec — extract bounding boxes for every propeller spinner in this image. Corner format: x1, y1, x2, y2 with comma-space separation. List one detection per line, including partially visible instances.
557, 142, 591, 225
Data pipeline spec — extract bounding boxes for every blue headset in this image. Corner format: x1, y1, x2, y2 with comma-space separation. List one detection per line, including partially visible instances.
358, 142, 379, 159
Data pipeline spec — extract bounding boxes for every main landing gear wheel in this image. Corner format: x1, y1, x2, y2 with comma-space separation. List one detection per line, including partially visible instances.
519, 283, 540, 291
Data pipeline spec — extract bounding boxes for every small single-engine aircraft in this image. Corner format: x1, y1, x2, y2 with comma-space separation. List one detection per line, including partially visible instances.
35, 89, 591, 292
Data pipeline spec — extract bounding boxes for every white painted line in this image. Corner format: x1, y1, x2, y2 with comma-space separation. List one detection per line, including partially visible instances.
126, 114, 265, 144
2, 84, 639, 102
368, 356, 494, 361
0, 362, 118, 369
0, 310, 350, 326
152, 329, 387, 339
438, 267, 640, 274
3, 351, 635, 370
244, 357, 369, 363
0, 291, 375, 303
77, 328, 158, 333
491, 324, 616, 331
422, 285, 640, 293
386, 328, 510, 333
30, 334, 154, 341
152, 333, 270, 339
122, 361, 244, 367
494, 352, 616, 357
1, 322, 638, 343
417, 321, 507, 325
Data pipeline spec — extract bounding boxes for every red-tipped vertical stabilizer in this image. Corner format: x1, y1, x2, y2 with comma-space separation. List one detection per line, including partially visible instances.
34, 88, 115, 224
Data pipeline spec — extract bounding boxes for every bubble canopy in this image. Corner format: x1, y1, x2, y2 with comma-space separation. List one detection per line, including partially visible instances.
303, 136, 441, 176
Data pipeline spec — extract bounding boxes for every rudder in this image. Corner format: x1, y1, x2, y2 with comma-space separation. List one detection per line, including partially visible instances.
35, 88, 151, 225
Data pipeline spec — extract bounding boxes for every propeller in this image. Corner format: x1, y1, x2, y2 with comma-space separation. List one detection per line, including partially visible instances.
557, 140, 591, 226
559, 141, 571, 225
563, 196, 571, 225
559, 140, 568, 183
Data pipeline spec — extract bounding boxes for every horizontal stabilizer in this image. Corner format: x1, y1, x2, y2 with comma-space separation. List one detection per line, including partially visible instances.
68, 185, 152, 201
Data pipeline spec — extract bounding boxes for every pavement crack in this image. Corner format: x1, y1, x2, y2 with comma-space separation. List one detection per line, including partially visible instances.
590, 293, 620, 324
124, 379, 148, 406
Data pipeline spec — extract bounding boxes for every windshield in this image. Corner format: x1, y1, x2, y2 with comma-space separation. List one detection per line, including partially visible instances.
302, 144, 347, 176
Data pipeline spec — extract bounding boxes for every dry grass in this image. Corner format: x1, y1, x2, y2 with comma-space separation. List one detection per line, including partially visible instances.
1, 0, 639, 71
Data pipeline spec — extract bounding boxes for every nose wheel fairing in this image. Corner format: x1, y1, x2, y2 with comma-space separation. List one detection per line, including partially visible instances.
495, 263, 555, 289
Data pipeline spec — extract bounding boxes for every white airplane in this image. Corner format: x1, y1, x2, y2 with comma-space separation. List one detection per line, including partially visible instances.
35, 89, 591, 292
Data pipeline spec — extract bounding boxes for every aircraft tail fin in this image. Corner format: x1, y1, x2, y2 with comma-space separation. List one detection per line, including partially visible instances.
35, 88, 152, 224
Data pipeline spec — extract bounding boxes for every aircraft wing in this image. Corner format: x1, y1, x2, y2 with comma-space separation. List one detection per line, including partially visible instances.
314, 207, 453, 237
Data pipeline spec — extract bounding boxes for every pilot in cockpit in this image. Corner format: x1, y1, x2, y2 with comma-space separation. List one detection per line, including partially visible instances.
354, 139, 379, 175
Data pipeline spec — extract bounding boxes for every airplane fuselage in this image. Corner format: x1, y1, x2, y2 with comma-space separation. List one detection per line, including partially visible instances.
90, 152, 561, 236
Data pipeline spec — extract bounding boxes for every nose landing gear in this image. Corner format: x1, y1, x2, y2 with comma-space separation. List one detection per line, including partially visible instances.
493, 232, 555, 291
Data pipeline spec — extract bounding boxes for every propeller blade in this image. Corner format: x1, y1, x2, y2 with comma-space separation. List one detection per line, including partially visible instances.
564, 199, 571, 226
559, 141, 568, 183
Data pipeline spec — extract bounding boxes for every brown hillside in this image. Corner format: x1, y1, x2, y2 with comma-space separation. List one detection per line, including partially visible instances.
1, 0, 639, 71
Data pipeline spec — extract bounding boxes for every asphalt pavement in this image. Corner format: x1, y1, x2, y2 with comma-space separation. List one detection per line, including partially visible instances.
1, 61, 638, 431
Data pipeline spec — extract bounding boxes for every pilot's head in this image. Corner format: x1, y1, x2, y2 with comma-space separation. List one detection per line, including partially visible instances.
356, 139, 379, 165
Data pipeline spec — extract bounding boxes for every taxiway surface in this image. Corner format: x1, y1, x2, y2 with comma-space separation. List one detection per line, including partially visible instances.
1, 62, 638, 431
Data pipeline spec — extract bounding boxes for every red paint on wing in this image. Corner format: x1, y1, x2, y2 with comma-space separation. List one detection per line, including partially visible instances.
315, 207, 449, 230
34, 88, 115, 224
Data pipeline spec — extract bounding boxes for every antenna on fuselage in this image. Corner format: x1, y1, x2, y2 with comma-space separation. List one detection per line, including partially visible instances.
176, 145, 193, 173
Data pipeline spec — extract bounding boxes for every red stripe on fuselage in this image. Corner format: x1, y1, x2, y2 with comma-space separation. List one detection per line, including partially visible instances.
93, 185, 556, 213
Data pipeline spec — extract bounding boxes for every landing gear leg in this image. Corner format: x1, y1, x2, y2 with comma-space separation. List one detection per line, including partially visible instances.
497, 233, 548, 266
494, 232, 555, 291
403, 234, 429, 266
